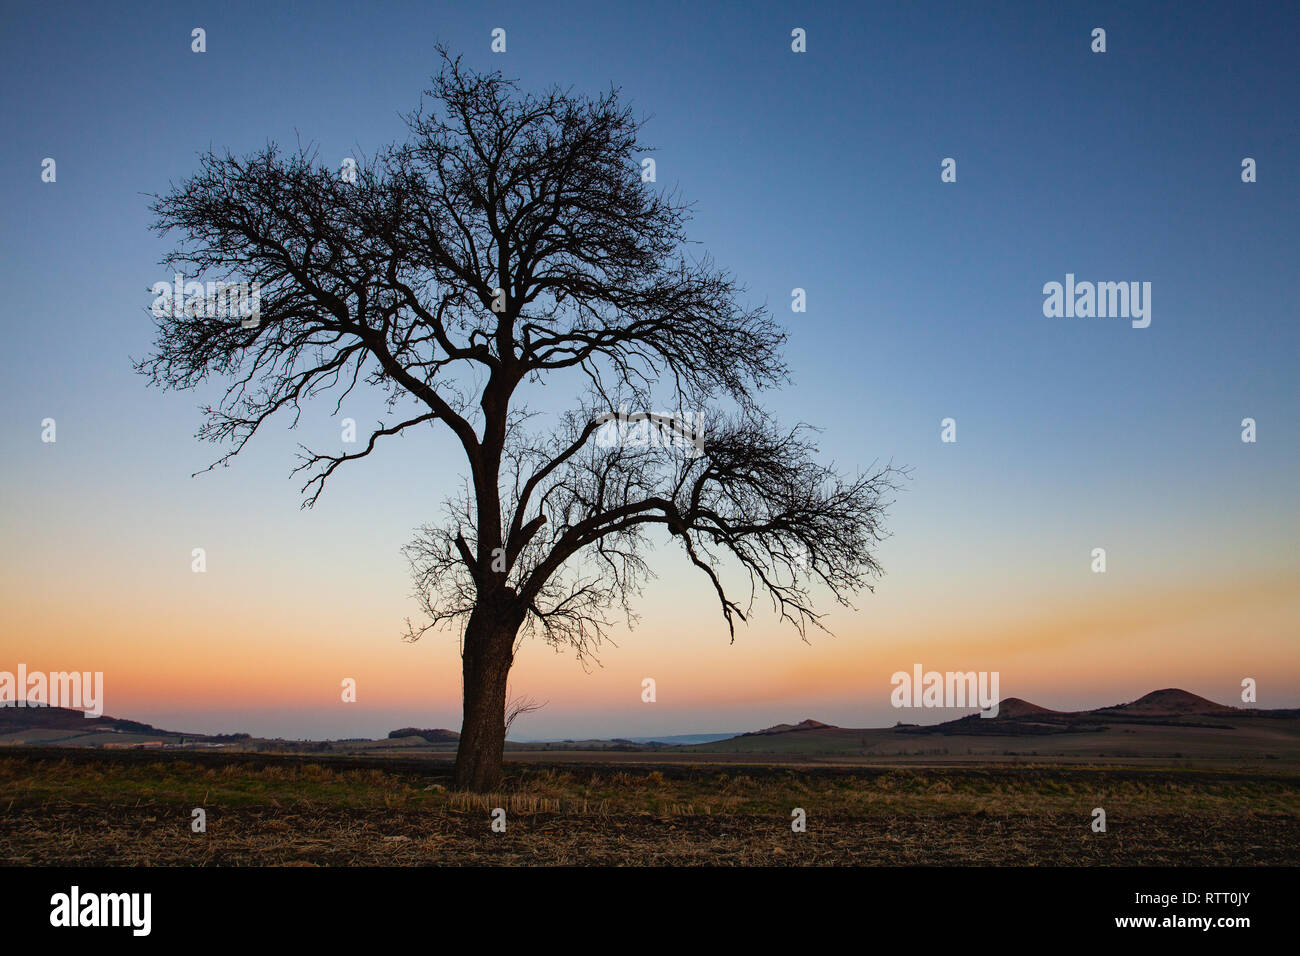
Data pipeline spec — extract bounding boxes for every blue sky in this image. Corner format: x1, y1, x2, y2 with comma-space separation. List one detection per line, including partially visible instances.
1, 1, 1296, 739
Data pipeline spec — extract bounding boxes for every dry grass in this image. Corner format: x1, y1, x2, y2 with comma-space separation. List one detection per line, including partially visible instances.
2, 750, 1296, 865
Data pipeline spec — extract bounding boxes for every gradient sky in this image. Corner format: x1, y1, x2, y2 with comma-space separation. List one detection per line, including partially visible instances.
1, 0, 1296, 739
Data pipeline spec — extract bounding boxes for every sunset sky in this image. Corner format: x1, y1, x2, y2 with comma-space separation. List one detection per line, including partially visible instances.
1, 1, 1296, 740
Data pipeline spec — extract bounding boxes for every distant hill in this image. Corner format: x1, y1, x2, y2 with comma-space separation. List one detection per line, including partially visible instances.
615, 733, 741, 746
0, 704, 252, 746
995, 698, 1061, 719
1093, 688, 1240, 717
743, 718, 836, 737
0, 703, 175, 736
388, 727, 460, 743
680, 688, 1300, 759
907, 688, 1252, 736
7, 688, 1294, 760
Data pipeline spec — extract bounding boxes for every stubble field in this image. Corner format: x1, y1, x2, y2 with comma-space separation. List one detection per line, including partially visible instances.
2, 749, 1295, 866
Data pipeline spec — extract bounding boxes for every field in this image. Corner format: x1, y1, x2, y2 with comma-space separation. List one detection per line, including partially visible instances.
2, 748, 1296, 866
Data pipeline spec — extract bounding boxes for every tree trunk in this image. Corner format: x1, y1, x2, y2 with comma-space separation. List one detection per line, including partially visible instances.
453, 602, 523, 791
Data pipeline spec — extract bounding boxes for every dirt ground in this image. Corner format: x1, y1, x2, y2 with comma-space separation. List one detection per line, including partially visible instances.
5, 803, 1297, 866
2, 750, 1295, 865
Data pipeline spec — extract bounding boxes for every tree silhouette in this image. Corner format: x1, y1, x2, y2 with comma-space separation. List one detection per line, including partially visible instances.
140, 51, 901, 791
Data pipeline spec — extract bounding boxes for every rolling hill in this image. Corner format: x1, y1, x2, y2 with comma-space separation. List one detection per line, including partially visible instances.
6, 689, 1297, 765
672, 689, 1300, 763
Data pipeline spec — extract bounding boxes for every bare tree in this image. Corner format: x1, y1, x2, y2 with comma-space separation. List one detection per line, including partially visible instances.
139, 50, 901, 791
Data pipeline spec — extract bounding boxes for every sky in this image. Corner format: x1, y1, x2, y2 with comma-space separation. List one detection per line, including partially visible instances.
0, 0, 1296, 740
